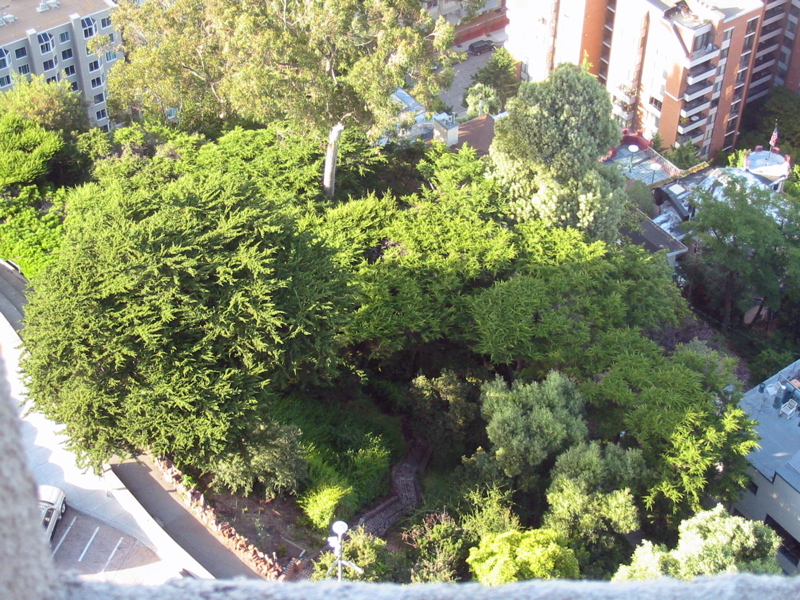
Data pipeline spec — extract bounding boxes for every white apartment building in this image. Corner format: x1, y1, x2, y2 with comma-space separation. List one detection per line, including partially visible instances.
0, 0, 117, 130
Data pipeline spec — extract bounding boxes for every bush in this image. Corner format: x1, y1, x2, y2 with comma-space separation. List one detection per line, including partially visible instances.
300, 483, 353, 530
312, 527, 392, 581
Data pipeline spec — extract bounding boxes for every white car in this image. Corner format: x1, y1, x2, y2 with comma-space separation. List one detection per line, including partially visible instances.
38, 485, 66, 540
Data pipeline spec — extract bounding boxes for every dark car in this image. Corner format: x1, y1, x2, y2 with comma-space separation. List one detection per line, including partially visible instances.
467, 40, 495, 55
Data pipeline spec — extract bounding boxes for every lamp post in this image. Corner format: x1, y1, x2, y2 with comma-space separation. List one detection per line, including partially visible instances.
628, 144, 639, 173
328, 520, 349, 582
650, 162, 663, 185
327, 521, 363, 582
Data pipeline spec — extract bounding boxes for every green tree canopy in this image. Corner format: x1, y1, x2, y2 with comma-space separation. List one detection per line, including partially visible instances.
479, 372, 587, 482
683, 175, 791, 327
489, 64, 624, 240
613, 505, 781, 580
21, 149, 353, 471
467, 529, 580, 584
466, 47, 520, 110
0, 74, 88, 134
312, 527, 393, 582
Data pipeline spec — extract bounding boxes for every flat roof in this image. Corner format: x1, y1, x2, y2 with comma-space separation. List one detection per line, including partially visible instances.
0, 0, 112, 43
740, 358, 800, 492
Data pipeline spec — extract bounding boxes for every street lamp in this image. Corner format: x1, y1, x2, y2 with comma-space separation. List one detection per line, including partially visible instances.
327, 521, 363, 582
628, 144, 639, 172
649, 162, 663, 184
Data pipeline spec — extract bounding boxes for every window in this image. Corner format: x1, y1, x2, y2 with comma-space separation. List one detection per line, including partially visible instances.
714, 81, 722, 93
746, 18, 759, 34
747, 481, 758, 495
59, 31, 70, 44
38, 33, 54, 54
96, 108, 107, 120
93, 92, 104, 104
18, 64, 30, 75
723, 28, 733, 41
15, 47, 27, 59
0, 75, 11, 87
101, 16, 112, 28
0, 49, 8, 70
63, 65, 75, 76
105, 51, 117, 62
88, 60, 100, 72
649, 96, 663, 111
765, 515, 800, 567
70, 81, 79, 91
165, 108, 178, 120
100, 124, 110, 133
90, 76, 102, 88
43, 59, 56, 71
81, 17, 97, 39
46, 76, 58, 84
721, 48, 729, 59
108, 33, 115, 43
62, 48, 73, 60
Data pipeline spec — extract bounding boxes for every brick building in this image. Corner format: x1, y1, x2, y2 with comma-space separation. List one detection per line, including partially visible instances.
505, 0, 800, 158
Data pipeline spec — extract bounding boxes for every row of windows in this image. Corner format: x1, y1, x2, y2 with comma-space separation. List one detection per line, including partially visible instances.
2, 47, 114, 70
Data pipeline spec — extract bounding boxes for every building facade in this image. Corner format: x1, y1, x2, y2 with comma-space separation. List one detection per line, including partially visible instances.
506, 0, 800, 159
0, 0, 117, 130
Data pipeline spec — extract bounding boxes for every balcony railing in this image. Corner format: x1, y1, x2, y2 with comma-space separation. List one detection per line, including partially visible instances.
677, 113, 708, 134
684, 79, 714, 101
686, 62, 715, 85
686, 44, 720, 68
681, 96, 711, 118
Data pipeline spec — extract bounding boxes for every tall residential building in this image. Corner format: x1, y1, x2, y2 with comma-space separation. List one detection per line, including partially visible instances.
0, 0, 117, 130
506, 0, 800, 158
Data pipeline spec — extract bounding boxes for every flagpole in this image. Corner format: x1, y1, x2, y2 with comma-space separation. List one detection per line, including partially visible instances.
768, 120, 778, 166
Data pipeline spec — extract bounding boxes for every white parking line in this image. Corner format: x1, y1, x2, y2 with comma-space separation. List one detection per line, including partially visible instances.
78, 527, 99, 562
99, 537, 124, 574
51, 516, 77, 556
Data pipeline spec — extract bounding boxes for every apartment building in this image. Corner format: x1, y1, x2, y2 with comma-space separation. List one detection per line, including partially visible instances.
506, 0, 800, 159
0, 0, 117, 130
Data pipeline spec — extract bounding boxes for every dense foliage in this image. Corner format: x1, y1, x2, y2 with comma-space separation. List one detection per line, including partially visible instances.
14, 49, 767, 584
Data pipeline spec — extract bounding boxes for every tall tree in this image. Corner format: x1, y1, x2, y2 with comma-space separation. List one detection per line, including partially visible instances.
108, 0, 456, 196
490, 63, 623, 240
465, 47, 520, 110
467, 529, 580, 584
683, 175, 790, 327
479, 372, 587, 484
543, 442, 643, 578
613, 505, 781, 580
0, 74, 88, 134
21, 143, 353, 472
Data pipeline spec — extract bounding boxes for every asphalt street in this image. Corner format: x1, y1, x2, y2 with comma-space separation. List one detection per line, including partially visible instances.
0, 261, 27, 331
112, 457, 261, 580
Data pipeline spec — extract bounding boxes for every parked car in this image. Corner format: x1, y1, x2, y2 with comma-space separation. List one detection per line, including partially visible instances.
38, 485, 66, 540
467, 40, 495, 55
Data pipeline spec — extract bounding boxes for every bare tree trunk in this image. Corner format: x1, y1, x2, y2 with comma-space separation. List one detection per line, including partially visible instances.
323, 122, 346, 199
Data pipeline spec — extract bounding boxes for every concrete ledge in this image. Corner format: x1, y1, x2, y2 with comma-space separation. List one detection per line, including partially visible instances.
62, 574, 800, 600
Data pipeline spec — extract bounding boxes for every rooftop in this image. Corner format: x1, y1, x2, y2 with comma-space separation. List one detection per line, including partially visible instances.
0, 0, 112, 43
740, 358, 800, 492
453, 114, 495, 156
607, 144, 674, 187
745, 150, 791, 183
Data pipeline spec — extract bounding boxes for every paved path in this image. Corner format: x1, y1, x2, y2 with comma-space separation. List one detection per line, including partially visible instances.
0, 261, 26, 331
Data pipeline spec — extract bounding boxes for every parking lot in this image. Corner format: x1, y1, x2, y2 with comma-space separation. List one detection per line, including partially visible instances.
50, 506, 162, 583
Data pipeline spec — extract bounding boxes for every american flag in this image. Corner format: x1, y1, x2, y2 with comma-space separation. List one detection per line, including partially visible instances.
770, 125, 779, 147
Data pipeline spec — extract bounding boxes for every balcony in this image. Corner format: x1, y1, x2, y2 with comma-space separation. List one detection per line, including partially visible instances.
767, 0, 786, 9
686, 62, 715, 85
681, 96, 711, 118
759, 24, 784, 42
758, 41, 780, 58
753, 58, 776, 73
612, 102, 635, 122
750, 72, 773, 88
677, 113, 708, 135
686, 44, 720, 68
683, 79, 714, 101
763, 11, 786, 26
